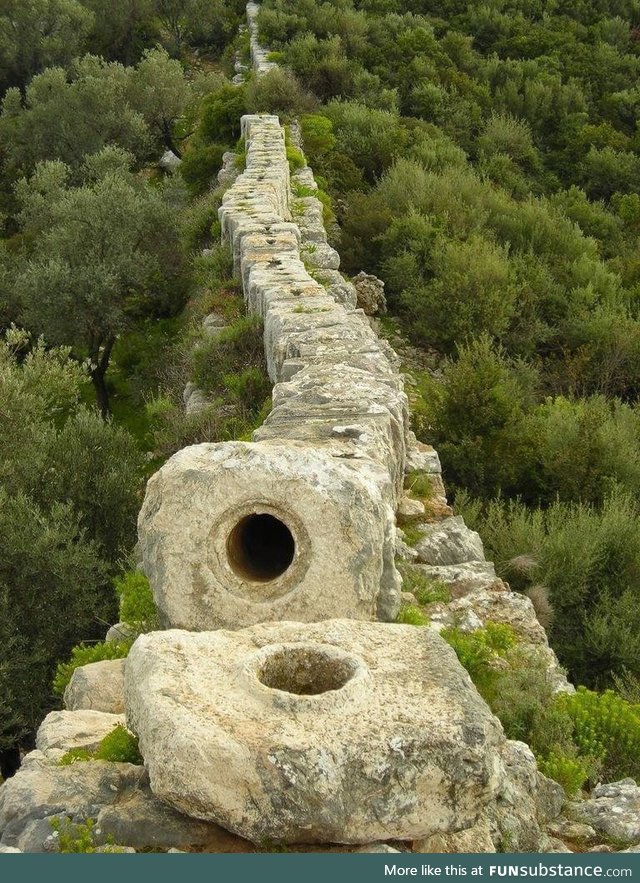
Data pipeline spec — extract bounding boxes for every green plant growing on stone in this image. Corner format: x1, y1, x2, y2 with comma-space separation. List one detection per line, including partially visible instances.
400, 523, 425, 547
114, 570, 157, 631
398, 566, 450, 605
292, 182, 317, 198
286, 145, 305, 173
404, 470, 434, 500
442, 622, 517, 691
396, 604, 430, 626
50, 817, 97, 853
95, 724, 142, 764
537, 749, 591, 798
60, 724, 142, 766
53, 641, 131, 696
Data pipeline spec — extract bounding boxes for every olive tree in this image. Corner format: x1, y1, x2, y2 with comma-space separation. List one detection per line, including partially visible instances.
13, 148, 187, 415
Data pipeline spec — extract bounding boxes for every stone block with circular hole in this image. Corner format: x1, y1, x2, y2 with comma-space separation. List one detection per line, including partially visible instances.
124, 621, 506, 844
137, 441, 400, 630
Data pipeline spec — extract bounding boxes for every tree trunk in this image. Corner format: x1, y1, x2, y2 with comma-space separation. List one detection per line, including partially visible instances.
0, 746, 21, 779
163, 121, 182, 159
90, 336, 115, 419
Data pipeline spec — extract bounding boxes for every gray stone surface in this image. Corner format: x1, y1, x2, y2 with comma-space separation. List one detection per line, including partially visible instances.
95, 791, 251, 852
414, 516, 485, 566
35, 710, 125, 760
488, 741, 563, 852
569, 780, 640, 845
159, 150, 181, 173
0, 754, 145, 849
63, 659, 125, 715
352, 272, 387, 316
125, 621, 509, 845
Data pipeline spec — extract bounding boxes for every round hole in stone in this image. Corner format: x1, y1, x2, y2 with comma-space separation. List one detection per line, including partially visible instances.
258, 647, 357, 696
226, 513, 295, 582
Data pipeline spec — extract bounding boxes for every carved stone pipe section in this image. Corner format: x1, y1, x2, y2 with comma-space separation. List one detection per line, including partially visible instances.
138, 114, 410, 629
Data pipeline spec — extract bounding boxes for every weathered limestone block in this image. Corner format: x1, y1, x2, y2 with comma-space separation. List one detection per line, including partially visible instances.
568, 780, 640, 845
405, 438, 442, 474
0, 754, 145, 848
314, 269, 358, 310
413, 516, 485, 566
138, 441, 400, 630
353, 271, 387, 315
105, 621, 137, 643
35, 710, 125, 760
415, 816, 495, 853
410, 561, 498, 593
159, 150, 181, 173
260, 363, 408, 498
63, 659, 125, 715
95, 792, 252, 852
488, 741, 563, 852
125, 621, 507, 845
301, 241, 341, 270
294, 197, 327, 243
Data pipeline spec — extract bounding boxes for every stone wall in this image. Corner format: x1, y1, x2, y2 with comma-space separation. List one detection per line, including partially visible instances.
138, 110, 411, 631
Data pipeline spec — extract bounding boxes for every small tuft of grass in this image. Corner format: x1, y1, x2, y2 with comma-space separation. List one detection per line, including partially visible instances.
400, 522, 426, 546
404, 469, 434, 500
396, 604, 430, 626
399, 565, 451, 605
60, 724, 142, 766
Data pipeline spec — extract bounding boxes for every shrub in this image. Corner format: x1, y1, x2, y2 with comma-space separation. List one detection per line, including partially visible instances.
404, 470, 434, 500
200, 84, 246, 145
180, 143, 226, 196
398, 566, 451, 606
286, 144, 305, 172
555, 687, 640, 782
191, 315, 266, 395
245, 68, 316, 117
180, 190, 223, 252
442, 622, 517, 691
114, 570, 157, 630
222, 367, 271, 413
457, 490, 640, 686
94, 724, 142, 764
396, 604, 430, 626
50, 818, 97, 853
538, 749, 591, 798
53, 641, 131, 696
400, 234, 516, 353
60, 723, 142, 766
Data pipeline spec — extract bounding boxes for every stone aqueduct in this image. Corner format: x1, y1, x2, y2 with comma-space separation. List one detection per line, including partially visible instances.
0, 3, 573, 854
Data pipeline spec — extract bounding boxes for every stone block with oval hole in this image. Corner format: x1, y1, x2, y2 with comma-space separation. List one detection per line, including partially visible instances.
137, 441, 400, 630
124, 620, 505, 844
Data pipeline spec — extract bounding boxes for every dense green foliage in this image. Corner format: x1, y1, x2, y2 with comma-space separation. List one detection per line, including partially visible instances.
0, 332, 142, 752
114, 571, 158, 631
444, 624, 640, 795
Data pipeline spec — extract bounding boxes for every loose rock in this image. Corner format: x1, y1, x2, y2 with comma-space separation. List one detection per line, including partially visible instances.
125, 621, 510, 845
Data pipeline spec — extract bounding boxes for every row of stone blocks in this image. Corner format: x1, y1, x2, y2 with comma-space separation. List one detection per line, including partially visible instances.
139, 114, 409, 632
